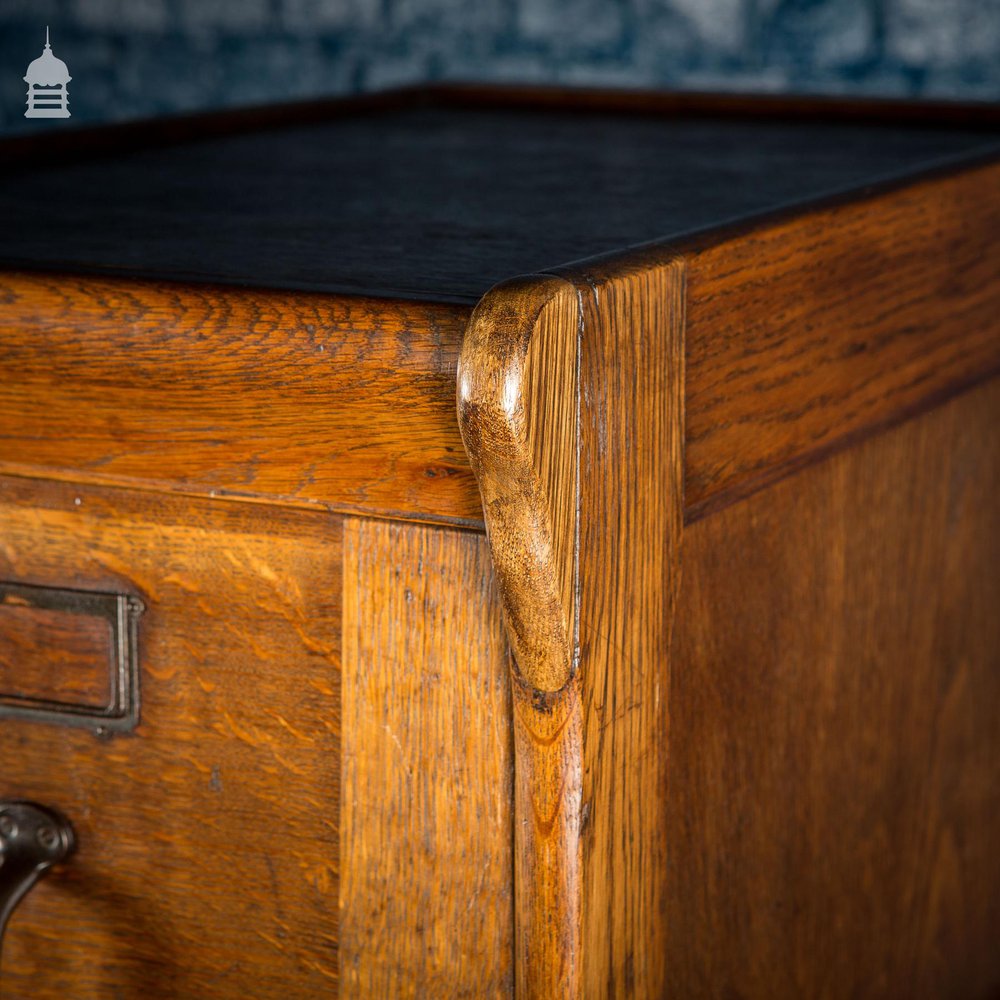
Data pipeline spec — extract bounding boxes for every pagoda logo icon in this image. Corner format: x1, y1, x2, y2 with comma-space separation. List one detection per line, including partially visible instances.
24, 28, 71, 119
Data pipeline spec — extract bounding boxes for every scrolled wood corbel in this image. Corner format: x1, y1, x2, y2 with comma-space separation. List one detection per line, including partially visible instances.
457, 274, 580, 695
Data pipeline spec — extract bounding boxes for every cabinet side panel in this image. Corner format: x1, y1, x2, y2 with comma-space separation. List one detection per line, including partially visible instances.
666, 379, 1000, 997
340, 518, 514, 998
684, 159, 1000, 519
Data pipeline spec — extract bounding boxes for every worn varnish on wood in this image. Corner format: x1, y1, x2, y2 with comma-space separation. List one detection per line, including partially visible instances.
459, 249, 685, 996
0, 272, 474, 525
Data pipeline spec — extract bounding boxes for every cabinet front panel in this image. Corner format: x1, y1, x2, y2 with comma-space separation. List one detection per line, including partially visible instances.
0, 477, 341, 997
340, 517, 514, 999
0, 272, 478, 524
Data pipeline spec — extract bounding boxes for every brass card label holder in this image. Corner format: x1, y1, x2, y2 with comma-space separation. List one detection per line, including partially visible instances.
0, 581, 143, 733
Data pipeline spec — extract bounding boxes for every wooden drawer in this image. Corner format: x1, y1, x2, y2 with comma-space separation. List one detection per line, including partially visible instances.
1, 479, 343, 994
0, 478, 513, 997
0, 85, 998, 998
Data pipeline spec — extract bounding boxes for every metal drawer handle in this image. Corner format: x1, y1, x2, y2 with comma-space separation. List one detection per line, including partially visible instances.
0, 801, 75, 963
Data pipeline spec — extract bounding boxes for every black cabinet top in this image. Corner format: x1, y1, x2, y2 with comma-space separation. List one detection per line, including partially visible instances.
1, 87, 997, 303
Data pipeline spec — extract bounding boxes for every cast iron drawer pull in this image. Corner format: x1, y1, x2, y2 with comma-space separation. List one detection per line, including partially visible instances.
0, 801, 75, 963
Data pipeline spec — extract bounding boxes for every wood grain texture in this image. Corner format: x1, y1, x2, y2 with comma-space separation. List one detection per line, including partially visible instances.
562, 250, 685, 998
511, 677, 584, 999
0, 271, 476, 525
459, 251, 684, 996
665, 378, 1000, 998
458, 274, 585, 997
1, 87, 997, 999
340, 517, 514, 998
457, 275, 580, 692
0, 477, 341, 997
3, 158, 998, 531
683, 157, 1000, 520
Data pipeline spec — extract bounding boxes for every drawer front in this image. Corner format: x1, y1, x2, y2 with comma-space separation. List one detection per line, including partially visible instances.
0, 477, 341, 996
0, 476, 514, 998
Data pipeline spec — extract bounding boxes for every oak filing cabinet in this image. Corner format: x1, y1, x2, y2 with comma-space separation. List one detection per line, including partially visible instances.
0, 86, 998, 997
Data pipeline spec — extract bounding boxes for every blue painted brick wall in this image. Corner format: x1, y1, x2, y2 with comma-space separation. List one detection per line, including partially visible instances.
2, 0, 998, 131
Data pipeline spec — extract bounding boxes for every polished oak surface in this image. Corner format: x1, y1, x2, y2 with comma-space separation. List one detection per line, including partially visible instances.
682, 157, 1000, 520
458, 251, 685, 995
0, 476, 342, 997
0, 272, 474, 525
666, 379, 1000, 998
340, 518, 513, 997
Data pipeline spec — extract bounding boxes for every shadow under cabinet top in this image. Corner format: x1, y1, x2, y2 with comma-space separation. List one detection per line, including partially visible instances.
0, 86, 997, 304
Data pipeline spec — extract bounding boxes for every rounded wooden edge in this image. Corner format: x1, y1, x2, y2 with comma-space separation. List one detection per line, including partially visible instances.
456, 274, 580, 693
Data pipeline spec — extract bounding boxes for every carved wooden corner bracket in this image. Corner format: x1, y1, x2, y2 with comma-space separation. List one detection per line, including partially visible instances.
457, 274, 582, 695
459, 253, 685, 997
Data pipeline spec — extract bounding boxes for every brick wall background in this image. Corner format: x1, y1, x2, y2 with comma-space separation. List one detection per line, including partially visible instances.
2, 0, 998, 131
